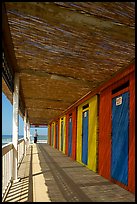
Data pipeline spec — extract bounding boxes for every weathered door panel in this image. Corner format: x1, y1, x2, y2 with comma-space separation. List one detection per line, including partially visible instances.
82, 110, 88, 165
111, 92, 129, 186
68, 116, 72, 156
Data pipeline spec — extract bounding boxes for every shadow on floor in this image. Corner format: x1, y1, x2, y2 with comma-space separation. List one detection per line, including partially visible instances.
36, 144, 135, 202
4, 178, 29, 202
4, 144, 135, 202
4, 146, 33, 202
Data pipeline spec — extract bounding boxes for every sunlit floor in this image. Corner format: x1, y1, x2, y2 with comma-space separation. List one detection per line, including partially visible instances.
4, 143, 135, 202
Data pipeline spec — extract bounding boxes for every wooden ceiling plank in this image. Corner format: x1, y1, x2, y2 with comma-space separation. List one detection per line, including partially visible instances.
5, 2, 134, 43
2, 3, 18, 73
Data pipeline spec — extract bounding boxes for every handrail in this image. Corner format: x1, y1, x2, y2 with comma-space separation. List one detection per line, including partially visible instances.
2, 142, 13, 156
18, 138, 24, 144
2, 137, 29, 201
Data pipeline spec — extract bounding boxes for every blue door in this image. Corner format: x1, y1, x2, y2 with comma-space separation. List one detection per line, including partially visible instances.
56, 123, 58, 149
82, 110, 89, 165
111, 91, 129, 185
61, 120, 64, 151
68, 116, 72, 156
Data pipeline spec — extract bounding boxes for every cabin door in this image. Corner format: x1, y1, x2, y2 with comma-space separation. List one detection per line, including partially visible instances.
61, 119, 64, 151
111, 91, 129, 185
82, 110, 89, 165
68, 116, 72, 156
56, 123, 58, 149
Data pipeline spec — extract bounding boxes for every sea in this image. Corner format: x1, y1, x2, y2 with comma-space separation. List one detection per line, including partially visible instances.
2, 134, 48, 146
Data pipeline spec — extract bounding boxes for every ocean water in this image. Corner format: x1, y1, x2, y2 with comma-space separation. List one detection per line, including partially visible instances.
2, 135, 24, 146
2, 135, 48, 146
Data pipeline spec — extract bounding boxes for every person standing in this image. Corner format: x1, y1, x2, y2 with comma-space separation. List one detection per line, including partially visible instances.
34, 129, 38, 143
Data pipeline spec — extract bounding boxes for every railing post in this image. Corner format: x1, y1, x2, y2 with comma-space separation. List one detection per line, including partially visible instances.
12, 73, 19, 181
24, 109, 27, 155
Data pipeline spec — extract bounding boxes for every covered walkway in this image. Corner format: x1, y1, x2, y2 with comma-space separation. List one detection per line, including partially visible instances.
2, 2, 135, 201
4, 143, 135, 202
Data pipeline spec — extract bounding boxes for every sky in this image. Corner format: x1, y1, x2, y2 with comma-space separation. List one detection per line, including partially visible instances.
2, 92, 48, 136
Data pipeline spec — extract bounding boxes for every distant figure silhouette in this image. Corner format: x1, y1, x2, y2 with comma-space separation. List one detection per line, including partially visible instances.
34, 129, 38, 143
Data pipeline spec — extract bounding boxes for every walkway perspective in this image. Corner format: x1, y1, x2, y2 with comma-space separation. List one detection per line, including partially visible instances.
4, 144, 135, 202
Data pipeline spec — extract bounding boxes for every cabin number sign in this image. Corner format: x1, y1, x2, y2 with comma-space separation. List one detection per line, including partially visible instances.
116, 96, 122, 106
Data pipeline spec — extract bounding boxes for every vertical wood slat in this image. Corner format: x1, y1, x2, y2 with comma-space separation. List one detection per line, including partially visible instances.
59, 119, 61, 151
54, 122, 56, 148
63, 116, 66, 154
88, 95, 98, 172
72, 108, 77, 160
48, 125, 50, 145
65, 108, 77, 160
98, 87, 111, 180
55, 120, 59, 149
50, 122, 53, 146
58, 116, 66, 153
54, 122, 57, 148
76, 105, 82, 164
57, 120, 60, 150
49, 124, 52, 145
65, 113, 69, 155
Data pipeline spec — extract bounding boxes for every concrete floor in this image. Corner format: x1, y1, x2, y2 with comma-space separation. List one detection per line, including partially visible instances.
4, 143, 135, 202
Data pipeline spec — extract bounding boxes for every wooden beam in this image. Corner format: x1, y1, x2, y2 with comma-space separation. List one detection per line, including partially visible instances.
29, 117, 50, 124
27, 107, 65, 111
25, 97, 75, 104
30, 123, 48, 126
19, 69, 93, 87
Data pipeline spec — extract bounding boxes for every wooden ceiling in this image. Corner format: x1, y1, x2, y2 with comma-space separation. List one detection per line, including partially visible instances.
2, 2, 135, 125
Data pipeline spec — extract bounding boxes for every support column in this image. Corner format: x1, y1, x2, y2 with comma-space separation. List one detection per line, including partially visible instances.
27, 120, 30, 145
28, 122, 30, 144
12, 73, 19, 181
24, 109, 27, 155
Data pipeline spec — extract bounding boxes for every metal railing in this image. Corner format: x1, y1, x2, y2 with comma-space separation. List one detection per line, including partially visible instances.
2, 138, 29, 199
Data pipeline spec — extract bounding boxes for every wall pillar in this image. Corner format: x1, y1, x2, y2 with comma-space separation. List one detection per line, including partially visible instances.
12, 73, 19, 181
24, 109, 27, 155
27, 120, 30, 145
